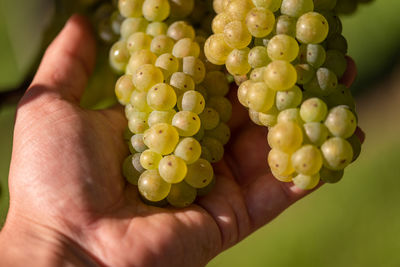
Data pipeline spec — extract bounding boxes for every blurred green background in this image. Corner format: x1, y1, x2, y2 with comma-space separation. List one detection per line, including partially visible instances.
1, 0, 400, 266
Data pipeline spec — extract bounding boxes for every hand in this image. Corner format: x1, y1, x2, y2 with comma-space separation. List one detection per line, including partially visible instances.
0, 15, 357, 267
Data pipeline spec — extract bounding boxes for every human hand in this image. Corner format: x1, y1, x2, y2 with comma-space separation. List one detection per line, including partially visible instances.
0, 15, 357, 267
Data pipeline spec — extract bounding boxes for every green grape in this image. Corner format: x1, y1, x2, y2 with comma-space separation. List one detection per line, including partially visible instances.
109, 40, 130, 73
140, 149, 163, 170
313, 0, 337, 11
146, 21, 168, 37
124, 127, 134, 142
237, 80, 253, 107
324, 106, 357, 138
174, 137, 202, 164
295, 63, 315, 85
142, 0, 170, 21
110, 11, 124, 35
158, 155, 187, 183
204, 34, 233, 65
138, 170, 171, 202
128, 111, 149, 134
130, 90, 152, 112
207, 96, 233, 122
268, 121, 303, 153
268, 149, 295, 176
304, 67, 338, 96
327, 34, 348, 54
319, 166, 343, 183
118, 0, 144, 18
202, 71, 229, 97
296, 12, 329, 44
246, 82, 276, 113
275, 85, 302, 111
133, 153, 146, 173
148, 109, 176, 126
179, 90, 205, 114
169, 0, 195, 19
248, 46, 271, 69
201, 137, 224, 163
155, 53, 179, 78
325, 84, 356, 111
264, 60, 297, 91
321, 137, 353, 170
147, 83, 177, 111
123, 155, 142, 185
205, 122, 231, 145
259, 105, 278, 127
347, 134, 362, 162
320, 10, 342, 38
199, 107, 220, 130
223, 20, 252, 49
249, 109, 263, 126
126, 32, 152, 53
125, 104, 137, 119
213, 0, 228, 13
250, 67, 268, 82
167, 21, 195, 41
245, 7, 275, 38
252, 0, 282, 12
132, 64, 164, 92
300, 97, 328, 122
199, 145, 212, 162
271, 170, 294, 182
143, 123, 180, 155
275, 15, 297, 36
172, 38, 201, 58
120, 18, 149, 39
334, 0, 357, 15
150, 35, 175, 56
184, 159, 214, 188
253, 36, 271, 47
195, 85, 208, 101
303, 122, 329, 146
281, 0, 314, 18
197, 176, 216, 196
298, 44, 326, 68
225, 0, 255, 20
267, 34, 299, 62
131, 134, 147, 152
182, 57, 206, 84
226, 48, 251, 76
291, 145, 323, 175
323, 49, 347, 78
212, 12, 234, 34
167, 181, 197, 208
126, 50, 157, 75
293, 173, 320, 190
194, 126, 205, 141
172, 111, 201, 136
277, 108, 303, 124
170, 72, 195, 95
115, 74, 135, 105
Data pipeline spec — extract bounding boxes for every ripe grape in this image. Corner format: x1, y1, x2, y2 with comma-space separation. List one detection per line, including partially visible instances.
184, 159, 214, 188
293, 173, 320, 190
291, 144, 323, 175
245, 8, 275, 38
174, 137, 202, 164
296, 12, 329, 44
264, 60, 297, 91
138, 170, 171, 202
321, 137, 353, 170
268, 121, 303, 153
140, 149, 162, 170
172, 111, 201, 137
143, 123, 179, 155
158, 155, 187, 183
167, 181, 197, 208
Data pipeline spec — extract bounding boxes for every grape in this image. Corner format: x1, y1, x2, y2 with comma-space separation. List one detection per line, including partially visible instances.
147, 83, 177, 111
195, 85, 208, 101
327, 34, 348, 54
150, 35, 175, 56
237, 80, 253, 107
138, 170, 171, 202
182, 57, 206, 84
184, 159, 214, 188
167, 21, 195, 41
148, 109, 176, 127
130, 90, 151, 112
115, 75, 135, 105
276, 85, 303, 111
296, 12, 329, 44
204, 34, 233, 65
259, 106, 278, 127
119, 0, 144, 18
267, 34, 299, 62
133, 152, 146, 172
293, 173, 320, 190
174, 137, 202, 164
126, 32, 152, 53
197, 176, 216, 196
202, 71, 229, 97
298, 44, 326, 68
178, 90, 205, 114
291, 145, 323, 175
320, 10, 342, 38
223, 21, 252, 49
245, 8, 275, 38
155, 53, 179, 78
325, 84, 356, 111
169, 0, 195, 19
123, 155, 142, 185
324, 106, 357, 138
268, 121, 303, 153
167, 181, 197, 208
264, 60, 297, 91
271, 170, 294, 182
252, 0, 282, 12
126, 50, 157, 75
347, 134, 362, 162
109, 41, 130, 74
207, 96, 233, 122
140, 149, 163, 170
248, 46, 271, 69
300, 97, 328, 122
268, 149, 295, 176
142, 0, 170, 21
145, 22, 167, 37
121, 18, 148, 39
281, 0, 314, 18
313, 0, 337, 11
323, 49, 347, 78
169, 72, 195, 95
295, 63, 315, 85
172, 38, 201, 58
172, 111, 201, 136
247, 82, 275, 113
275, 15, 297, 36
158, 155, 187, 183
303, 122, 329, 146
213, 0, 228, 13
128, 111, 149, 134
277, 108, 303, 124
250, 67, 268, 82
226, 48, 251, 76
205, 122, 231, 145
321, 137, 353, 170
143, 123, 180, 155
201, 137, 224, 163
132, 64, 164, 91
319, 167, 343, 183
225, 0, 255, 20
212, 12, 234, 34
249, 109, 263, 126
125, 104, 137, 119
131, 134, 147, 152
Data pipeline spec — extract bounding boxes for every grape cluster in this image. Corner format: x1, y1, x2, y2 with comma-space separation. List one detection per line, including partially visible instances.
205, 0, 365, 190
110, 0, 231, 207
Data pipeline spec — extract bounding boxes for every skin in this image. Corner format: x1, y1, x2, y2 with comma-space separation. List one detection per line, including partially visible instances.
0, 15, 358, 267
